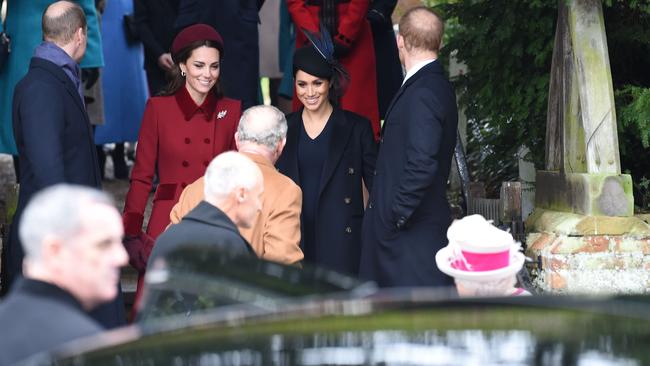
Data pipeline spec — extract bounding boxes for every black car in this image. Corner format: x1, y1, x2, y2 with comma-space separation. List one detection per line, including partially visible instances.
19, 246, 650, 365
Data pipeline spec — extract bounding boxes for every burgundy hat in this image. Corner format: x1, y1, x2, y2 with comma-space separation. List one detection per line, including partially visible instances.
171, 23, 224, 57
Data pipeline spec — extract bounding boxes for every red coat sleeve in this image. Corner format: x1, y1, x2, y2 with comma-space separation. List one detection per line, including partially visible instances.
287, 0, 319, 34
336, 0, 370, 46
123, 99, 159, 236
287, 0, 369, 46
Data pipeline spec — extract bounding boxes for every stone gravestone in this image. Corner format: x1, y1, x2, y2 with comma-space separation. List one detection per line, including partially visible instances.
525, 0, 650, 294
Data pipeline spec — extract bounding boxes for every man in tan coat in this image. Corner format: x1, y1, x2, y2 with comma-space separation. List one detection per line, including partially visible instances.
169, 105, 304, 265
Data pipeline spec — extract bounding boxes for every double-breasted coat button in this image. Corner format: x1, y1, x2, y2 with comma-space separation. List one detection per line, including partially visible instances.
184, 138, 191, 144
344, 197, 351, 204
373, 170, 377, 176
368, 202, 373, 209
204, 138, 210, 144
182, 161, 189, 167
345, 226, 352, 234
348, 167, 355, 175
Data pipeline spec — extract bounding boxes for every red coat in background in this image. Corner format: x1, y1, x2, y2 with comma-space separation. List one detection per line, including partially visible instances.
123, 85, 241, 240
288, 0, 380, 139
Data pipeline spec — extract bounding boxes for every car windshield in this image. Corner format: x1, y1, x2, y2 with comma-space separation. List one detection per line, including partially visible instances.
137, 245, 376, 322
24, 247, 650, 365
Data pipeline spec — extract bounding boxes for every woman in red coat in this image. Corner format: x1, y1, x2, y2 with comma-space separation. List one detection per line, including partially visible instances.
123, 24, 241, 247
288, 0, 380, 139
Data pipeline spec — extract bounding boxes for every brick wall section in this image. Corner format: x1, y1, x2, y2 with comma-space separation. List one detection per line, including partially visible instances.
526, 232, 650, 294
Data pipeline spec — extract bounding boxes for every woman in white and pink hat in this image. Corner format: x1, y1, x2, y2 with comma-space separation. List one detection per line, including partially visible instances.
435, 215, 531, 297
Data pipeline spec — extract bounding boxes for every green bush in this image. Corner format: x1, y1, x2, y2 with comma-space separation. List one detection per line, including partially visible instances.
428, 0, 650, 200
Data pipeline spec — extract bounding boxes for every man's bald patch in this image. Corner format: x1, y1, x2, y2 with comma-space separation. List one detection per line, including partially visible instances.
42, 0, 87, 45
399, 6, 445, 53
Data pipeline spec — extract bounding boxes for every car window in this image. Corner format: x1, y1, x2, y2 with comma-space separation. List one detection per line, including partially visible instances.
137, 245, 375, 322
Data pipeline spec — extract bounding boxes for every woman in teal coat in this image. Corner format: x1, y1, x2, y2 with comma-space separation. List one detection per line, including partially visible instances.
0, 0, 104, 155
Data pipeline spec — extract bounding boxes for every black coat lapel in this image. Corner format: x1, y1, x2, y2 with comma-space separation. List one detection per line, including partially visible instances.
381, 60, 441, 135
318, 108, 353, 196
280, 112, 301, 185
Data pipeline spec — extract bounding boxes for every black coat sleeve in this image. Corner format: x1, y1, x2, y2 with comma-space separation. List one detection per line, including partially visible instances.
14, 82, 66, 187
359, 117, 378, 192
390, 86, 444, 225
135, 0, 166, 62
175, 0, 201, 31
369, 0, 397, 23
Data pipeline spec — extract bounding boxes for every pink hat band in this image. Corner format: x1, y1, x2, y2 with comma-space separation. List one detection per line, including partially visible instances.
451, 249, 510, 272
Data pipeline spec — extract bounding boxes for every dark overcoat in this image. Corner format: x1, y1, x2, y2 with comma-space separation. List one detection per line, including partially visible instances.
0, 279, 102, 365
9, 57, 102, 280
276, 108, 377, 275
359, 60, 458, 287
9, 57, 125, 329
150, 201, 253, 266
175, 0, 263, 109
368, 0, 403, 119
134, 0, 179, 94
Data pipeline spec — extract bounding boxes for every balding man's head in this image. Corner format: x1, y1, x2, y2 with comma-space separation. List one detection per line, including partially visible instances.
237, 105, 287, 148
42, 1, 87, 45
399, 6, 444, 54
236, 105, 288, 161
203, 152, 264, 228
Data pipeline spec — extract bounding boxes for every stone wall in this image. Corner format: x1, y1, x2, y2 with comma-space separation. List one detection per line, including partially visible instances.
525, 210, 650, 294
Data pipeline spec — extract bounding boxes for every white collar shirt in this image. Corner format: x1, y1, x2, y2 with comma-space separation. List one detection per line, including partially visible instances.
402, 58, 437, 85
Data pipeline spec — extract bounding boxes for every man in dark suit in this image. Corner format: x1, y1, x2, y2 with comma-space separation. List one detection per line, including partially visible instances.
0, 185, 128, 365
368, 0, 403, 120
8, 1, 124, 328
360, 7, 458, 287
149, 152, 262, 267
175, 0, 264, 109
134, 0, 179, 95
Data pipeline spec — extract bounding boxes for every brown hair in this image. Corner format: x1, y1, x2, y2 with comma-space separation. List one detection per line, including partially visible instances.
160, 39, 224, 98
398, 6, 444, 53
42, 1, 87, 44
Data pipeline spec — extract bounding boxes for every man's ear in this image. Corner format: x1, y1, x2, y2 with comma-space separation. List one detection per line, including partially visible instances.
277, 138, 287, 155
75, 27, 85, 44
234, 132, 241, 150
396, 34, 405, 50
40, 235, 64, 268
236, 186, 247, 203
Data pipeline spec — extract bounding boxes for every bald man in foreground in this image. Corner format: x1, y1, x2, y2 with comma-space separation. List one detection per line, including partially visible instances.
150, 152, 266, 265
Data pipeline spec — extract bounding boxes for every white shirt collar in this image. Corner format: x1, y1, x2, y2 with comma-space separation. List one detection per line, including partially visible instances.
402, 58, 436, 85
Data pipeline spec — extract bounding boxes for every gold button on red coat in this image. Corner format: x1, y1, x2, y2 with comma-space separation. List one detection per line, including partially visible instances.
182, 161, 189, 167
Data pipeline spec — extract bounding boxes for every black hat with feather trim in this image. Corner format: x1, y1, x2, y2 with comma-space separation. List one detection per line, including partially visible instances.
293, 25, 349, 94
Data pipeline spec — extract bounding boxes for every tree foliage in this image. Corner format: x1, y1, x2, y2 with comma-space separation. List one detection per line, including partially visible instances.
431, 0, 650, 199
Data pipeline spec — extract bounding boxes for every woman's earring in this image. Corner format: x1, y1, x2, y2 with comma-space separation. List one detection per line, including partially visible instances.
181, 70, 186, 77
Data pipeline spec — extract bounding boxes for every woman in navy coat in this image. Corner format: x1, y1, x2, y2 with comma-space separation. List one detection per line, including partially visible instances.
276, 45, 377, 275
